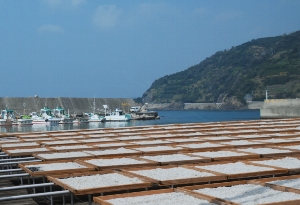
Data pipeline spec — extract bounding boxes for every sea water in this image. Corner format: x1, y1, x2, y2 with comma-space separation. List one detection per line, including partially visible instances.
1, 110, 260, 133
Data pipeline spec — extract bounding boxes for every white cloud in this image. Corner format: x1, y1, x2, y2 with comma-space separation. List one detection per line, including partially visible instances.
37, 25, 65, 34
93, 5, 122, 29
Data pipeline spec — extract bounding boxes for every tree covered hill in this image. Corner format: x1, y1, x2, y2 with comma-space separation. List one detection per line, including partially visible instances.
141, 31, 300, 107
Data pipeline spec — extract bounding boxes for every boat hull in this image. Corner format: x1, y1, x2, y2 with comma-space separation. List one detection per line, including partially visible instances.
59, 118, 74, 124
104, 116, 131, 121
0, 119, 12, 126
16, 119, 33, 126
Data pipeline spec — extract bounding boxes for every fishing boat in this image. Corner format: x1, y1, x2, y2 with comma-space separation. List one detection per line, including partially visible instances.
15, 116, 33, 126
73, 118, 89, 123
104, 108, 132, 121
53, 106, 74, 124
88, 113, 106, 122
31, 107, 61, 124
0, 110, 13, 126
30, 112, 48, 124
130, 104, 160, 120
87, 97, 105, 122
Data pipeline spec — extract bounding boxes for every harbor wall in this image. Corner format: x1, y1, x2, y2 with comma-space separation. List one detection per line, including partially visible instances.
146, 101, 264, 110
184, 103, 217, 109
260, 99, 300, 118
0, 97, 135, 116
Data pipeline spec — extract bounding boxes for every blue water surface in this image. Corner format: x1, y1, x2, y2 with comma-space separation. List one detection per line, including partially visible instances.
1, 110, 260, 133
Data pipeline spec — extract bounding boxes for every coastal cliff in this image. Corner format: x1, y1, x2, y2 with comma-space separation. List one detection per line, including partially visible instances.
141, 31, 300, 108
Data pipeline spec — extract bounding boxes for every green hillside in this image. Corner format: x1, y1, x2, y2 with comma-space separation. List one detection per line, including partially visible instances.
141, 31, 300, 107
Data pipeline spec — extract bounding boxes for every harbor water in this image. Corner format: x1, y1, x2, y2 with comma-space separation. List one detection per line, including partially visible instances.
0, 110, 260, 133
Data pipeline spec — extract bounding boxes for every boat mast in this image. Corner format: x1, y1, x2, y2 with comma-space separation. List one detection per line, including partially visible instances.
93, 96, 96, 114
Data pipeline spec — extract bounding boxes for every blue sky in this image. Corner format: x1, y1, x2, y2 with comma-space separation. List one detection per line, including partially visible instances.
1, 0, 300, 98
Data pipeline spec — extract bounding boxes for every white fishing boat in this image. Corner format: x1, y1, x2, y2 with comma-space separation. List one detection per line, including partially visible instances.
41, 107, 61, 124
53, 106, 74, 124
16, 119, 33, 125
73, 118, 89, 123
0, 109, 13, 126
88, 113, 106, 122
30, 112, 48, 124
87, 97, 106, 122
31, 107, 61, 124
104, 108, 132, 122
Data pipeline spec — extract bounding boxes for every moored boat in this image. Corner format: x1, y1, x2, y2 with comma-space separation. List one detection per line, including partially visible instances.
104, 108, 132, 122
130, 104, 160, 120
73, 118, 89, 123
31, 107, 61, 124
30, 112, 48, 124
53, 106, 74, 124
15, 118, 33, 125
88, 113, 106, 122
0, 109, 13, 126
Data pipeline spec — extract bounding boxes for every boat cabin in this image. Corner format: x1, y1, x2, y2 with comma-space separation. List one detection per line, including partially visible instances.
1, 109, 14, 119
53, 106, 65, 117
40, 106, 53, 117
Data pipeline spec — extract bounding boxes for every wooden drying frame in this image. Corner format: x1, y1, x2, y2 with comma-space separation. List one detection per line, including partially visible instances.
75, 156, 158, 170
47, 170, 152, 195
120, 164, 227, 186
93, 188, 224, 205
187, 149, 261, 162
136, 152, 212, 166
19, 159, 97, 176
186, 160, 288, 179
181, 180, 300, 205
2, 146, 52, 157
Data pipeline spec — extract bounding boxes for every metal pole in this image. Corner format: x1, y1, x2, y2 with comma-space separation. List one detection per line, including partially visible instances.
0, 190, 70, 202
0, 183, 54, 191
43, 176, 46, 192
0, 173, 29, 179
88, 194, 91, 205
0, 168, 22, 173
70, 193, 74, 205
50, 186, 53, 205
32, 177, 36, 193
20, 176, 23, 185
0, 157, 36, 162
0, 160, 42, 166
62, 187, 66, 205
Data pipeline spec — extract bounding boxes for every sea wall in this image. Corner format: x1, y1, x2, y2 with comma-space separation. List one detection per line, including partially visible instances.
260, 99, 300, 118
0, 97, 135, 115
146, 103, 171, 110
184, 103, 218, 109
260, 108, 300, 118
147, 102, 264, 110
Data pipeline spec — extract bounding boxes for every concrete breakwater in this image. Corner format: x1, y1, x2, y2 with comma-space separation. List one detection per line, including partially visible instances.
260, 98, 300, 118
0, 97, 135, 116
146, 101, 264, 110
